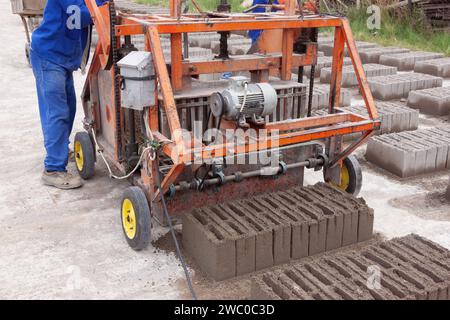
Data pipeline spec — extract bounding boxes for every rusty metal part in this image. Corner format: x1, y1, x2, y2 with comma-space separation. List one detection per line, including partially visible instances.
82, 0, 380, 218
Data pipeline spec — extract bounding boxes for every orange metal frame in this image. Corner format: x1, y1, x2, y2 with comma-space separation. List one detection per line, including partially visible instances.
84, 0, 380, 199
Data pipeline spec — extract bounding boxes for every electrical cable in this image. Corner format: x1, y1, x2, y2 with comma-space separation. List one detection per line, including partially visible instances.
154, 154, 198, 300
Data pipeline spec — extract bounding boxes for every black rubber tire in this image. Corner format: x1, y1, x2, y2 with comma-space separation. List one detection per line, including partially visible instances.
343, 155, 363, 197
121, 187, 151, 251
74, 132, 95, 180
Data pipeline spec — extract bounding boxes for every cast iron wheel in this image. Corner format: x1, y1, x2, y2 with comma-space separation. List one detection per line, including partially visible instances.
334, 155, 362, 197
74, 132, 95, 180
121, 187, 151, 251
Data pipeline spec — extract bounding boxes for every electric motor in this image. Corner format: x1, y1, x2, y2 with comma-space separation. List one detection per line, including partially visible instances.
210, 76, 277, 126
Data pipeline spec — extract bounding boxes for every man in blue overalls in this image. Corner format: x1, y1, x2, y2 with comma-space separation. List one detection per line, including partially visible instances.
245, 0, 280, 44
30, 0, 106, 189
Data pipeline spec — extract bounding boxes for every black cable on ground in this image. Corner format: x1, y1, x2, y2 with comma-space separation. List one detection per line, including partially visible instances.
154, 160, 198, 300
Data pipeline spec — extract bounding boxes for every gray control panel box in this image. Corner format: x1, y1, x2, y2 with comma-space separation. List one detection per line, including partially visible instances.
118, 51, 155, 110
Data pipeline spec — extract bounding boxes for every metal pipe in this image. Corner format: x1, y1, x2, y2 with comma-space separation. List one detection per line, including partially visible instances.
173, 158, 324, 191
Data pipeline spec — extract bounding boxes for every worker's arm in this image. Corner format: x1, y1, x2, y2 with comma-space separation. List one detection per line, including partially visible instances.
60, 0, 107, 29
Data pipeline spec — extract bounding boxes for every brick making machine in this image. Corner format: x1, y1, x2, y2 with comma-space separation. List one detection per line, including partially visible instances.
77, 0, 380, 253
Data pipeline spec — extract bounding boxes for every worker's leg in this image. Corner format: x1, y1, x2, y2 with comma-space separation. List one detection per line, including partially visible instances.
66, 72, 77, 136
30, 51, 71, 171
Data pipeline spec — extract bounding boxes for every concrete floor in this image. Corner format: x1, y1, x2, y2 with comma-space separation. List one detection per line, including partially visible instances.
1, 1, 450, 299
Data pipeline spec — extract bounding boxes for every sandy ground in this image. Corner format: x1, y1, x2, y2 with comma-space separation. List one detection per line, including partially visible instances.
1, 1, 450, 299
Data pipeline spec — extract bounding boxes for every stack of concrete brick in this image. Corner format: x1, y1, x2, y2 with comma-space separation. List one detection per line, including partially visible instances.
182, 183, 374, 280
211, 38, 252, 54
251, 234, 450, 300
414, 57, 450, 78
320, 64, 397, 87
366, 126, 450, 177
359, 47, 410, 64
303, 84, 352, 109
379, 51, 444, 71
320, 41, 378, 57
302, 56, 353, 78
189, 33, 247, 49
407, 87, 450, 116
347, 102, 419, 135
368, 73, 443, 100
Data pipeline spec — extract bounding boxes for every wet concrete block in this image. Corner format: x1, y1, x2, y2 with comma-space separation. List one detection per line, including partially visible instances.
359, 47, 410, 64
407, 87, 450, 116
320, 64, 397, 87
320, 41, 379, 57
414, 58, 450, 78
183, 183, 374, 280
303, 84, 352, 109
182, 211, 237, 280
302, 56, 352, 78
379, 51, 444, 71
343, 102, 419, 138
366, 126, 450, 177
251, 234, 450, 300
211, 38, 252, 54
368, 73, 443, 100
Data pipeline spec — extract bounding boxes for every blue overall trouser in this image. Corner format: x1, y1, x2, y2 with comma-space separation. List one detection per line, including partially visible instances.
30, 49, 76, 172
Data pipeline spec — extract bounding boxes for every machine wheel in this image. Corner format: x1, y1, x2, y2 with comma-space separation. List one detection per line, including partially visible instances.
334, 155, 362, 197
74, 132, 95, 180
121, 187, 151, 251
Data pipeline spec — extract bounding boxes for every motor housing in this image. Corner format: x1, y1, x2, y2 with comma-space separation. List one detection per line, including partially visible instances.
210, 76, 277, 126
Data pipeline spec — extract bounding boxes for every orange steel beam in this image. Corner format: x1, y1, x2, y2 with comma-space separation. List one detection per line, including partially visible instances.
187, 120, 378, 162
182, 49, 315, 75
280, 0, 296, 80
265, 113, 359, 132
116, 17, 343, 36
146, 26, 184, 164
329, 26, 345, 114
341, 18, 378, 119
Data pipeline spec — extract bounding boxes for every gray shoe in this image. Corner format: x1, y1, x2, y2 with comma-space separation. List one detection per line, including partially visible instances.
41, 171, 83, 190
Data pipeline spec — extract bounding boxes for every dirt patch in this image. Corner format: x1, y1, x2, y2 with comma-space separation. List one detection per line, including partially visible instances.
389, 191, 450, 221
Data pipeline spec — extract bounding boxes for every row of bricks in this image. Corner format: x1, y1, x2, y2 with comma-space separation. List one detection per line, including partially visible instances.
320, 63, 398, 87
182, 183, 373, 280
366, 126, 450, 177
368, 72, 443, 100
251, 234, 450, 300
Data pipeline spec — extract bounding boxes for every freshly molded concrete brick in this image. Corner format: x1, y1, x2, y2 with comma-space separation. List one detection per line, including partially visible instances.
302, 84, 352, 110
414, 57, 450, 78
379, 51, 444, 71
359, 47, 410, 64
211, 38, 252, 54
407, 87, 450, 116
183, 183, 374, 280
251, 234, 450, 300
368, 73, 443, 100
320, 64, 397, 87
366, 126, 450, 177
321, 41, 379, 57
301, 56, 352, 78
341, 102, 419, 136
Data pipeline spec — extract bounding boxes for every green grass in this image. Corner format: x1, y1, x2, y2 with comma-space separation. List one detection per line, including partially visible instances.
347, 6, 450, 56
135, 1, 449, 56
136, 0, 244, 12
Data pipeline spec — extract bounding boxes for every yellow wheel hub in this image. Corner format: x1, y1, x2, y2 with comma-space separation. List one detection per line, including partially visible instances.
74, 141, 84, 172
336, 163, 350, 191
122, 199, 137, 239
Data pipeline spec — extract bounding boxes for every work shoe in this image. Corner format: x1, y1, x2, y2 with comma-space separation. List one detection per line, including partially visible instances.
41, 171, 83, 190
